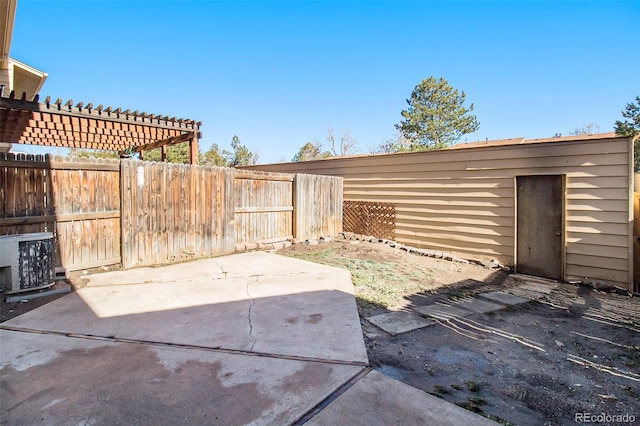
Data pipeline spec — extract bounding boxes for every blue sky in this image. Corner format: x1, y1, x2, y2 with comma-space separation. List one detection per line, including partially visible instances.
10, 0, 640, 163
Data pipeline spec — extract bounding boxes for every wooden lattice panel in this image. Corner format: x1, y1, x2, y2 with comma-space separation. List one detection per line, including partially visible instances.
343, 201, 395, 240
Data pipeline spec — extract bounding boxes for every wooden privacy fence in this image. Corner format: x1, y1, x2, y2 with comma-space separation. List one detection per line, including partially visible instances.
120, 160, 235, 268
234, 171, 294, 244
634, 192, 639, 294
0, 154, 121, 271
1, 154, 342, 271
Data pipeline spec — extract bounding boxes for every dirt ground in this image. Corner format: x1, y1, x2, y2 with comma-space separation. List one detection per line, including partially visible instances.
279, 240, 640, 426
2, 241, 639, 425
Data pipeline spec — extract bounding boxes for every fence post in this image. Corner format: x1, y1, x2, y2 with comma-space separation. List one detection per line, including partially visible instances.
293, 174, 301, 241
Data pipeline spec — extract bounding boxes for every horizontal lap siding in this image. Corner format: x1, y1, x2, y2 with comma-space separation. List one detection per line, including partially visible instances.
244, 137, 632, 288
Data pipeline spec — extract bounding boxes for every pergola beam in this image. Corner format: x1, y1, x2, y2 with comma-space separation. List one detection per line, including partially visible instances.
1, 93, 202, 161
125, 131, 195, 154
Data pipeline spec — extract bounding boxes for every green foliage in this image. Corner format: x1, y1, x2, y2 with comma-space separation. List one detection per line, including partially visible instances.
396, 76, 479, 151
228, 135, 255, 167
200, 135, 256, 167
615, 96, 640, 137
292, 142, 331, 162
67, 148, 120, 159
200, 143, 229, 167
614, 96, 640, 172
144, 142, 191, 164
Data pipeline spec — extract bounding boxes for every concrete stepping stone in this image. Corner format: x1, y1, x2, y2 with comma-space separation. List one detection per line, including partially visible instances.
478, 291, 530, 306
366, 311, 435, 336
454, 298, 504, 314
413, 304, 474, 320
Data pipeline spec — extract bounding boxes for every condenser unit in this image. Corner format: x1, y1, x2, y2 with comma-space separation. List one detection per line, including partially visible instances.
0, 232, 56, 294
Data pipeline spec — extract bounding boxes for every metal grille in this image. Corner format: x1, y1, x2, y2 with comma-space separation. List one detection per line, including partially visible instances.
18, 238, 55, 289
343, 201, 396, 240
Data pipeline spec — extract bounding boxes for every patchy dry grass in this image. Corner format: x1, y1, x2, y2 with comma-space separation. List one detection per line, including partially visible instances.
282, 248, 433, 308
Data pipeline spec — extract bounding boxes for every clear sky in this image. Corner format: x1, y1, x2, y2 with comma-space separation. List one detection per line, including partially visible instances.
10, 0, 640, 163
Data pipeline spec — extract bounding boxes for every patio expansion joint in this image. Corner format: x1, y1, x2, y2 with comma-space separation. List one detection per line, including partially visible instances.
0, 325, 369, 367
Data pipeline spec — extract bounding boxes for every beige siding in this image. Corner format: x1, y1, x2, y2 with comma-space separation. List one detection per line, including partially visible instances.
246, 137, 633, 289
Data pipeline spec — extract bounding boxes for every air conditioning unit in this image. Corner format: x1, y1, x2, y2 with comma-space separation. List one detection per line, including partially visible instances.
0, 232, 56, 294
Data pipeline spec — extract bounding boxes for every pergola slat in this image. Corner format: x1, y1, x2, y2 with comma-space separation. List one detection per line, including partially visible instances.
0, 93, 201, 164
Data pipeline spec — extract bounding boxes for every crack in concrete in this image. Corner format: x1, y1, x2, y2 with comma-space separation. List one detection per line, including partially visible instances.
211, 260, 229, 278
246, 276, 258, 352
83, 389, 100, 426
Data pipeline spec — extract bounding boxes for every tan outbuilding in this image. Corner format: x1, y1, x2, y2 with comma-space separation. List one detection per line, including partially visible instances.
244, 133, 637, 293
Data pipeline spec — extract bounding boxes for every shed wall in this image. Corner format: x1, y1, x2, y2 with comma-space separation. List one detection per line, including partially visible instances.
245, 137, 633, 289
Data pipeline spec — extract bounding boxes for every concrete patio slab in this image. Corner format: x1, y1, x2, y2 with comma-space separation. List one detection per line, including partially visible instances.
306, 370, 498, 426
1, 252, 497, 425
478, 291, 531, 306
0, 329, 363, 425
4, 254, 367, 364
413, 303, 474, 320
81, 252, 345, 287
455, 298, 505, 314
366, 311, 435, 335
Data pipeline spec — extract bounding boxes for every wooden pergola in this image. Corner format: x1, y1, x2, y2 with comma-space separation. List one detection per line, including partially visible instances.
0, 91, 202, 164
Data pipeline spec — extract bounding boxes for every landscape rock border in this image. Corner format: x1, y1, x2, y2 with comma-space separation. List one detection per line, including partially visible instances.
234, 232, 509, 271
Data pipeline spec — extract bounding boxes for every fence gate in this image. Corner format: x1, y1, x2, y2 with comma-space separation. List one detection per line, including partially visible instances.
234, 171, 294, 244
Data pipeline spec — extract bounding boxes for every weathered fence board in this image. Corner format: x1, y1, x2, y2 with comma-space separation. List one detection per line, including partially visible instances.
294, 174, 343, 241
234, 172, 294, 244
0, 154, 121, 271
634, 192, 639, 294
120, 161, 235, 268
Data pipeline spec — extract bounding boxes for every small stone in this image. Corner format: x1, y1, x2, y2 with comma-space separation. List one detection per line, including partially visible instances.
272, 242, 285, 250
481, 259, 500, 269
597, 394, 617, 400
245, 242, 258, 250
593, 281, 616, 291
341, 232, 354, 239
305, 239, 319, 246
320, 236, 333, 243
282, 241, 292, 248
349, 240, 361, 245
82, 270, 88, 275
555, 340, 564, 347
234, 243, 246, 252
289, 238, 300, 245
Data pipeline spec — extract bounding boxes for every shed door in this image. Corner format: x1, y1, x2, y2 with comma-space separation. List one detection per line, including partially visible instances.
516, 175, 564, 279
